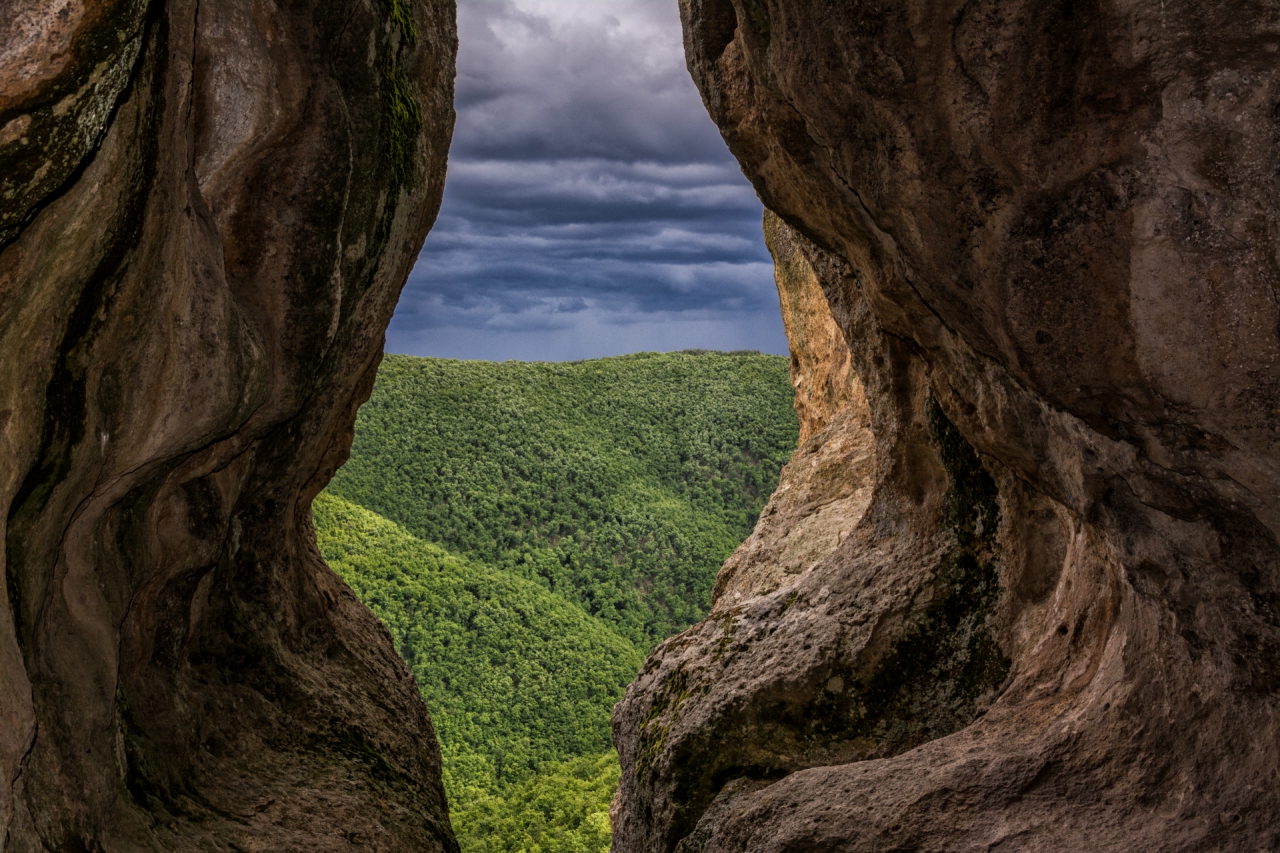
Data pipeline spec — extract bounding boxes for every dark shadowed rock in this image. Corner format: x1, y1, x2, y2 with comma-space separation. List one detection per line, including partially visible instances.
613, 2, 1280, 851
0, 0, 457, 849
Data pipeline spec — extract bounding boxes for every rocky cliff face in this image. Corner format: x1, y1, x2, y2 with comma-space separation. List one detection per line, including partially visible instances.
710, 211, 876, 609
767, 210, 864, 447
613, 2, 1280, 851
0, 1, 457, 849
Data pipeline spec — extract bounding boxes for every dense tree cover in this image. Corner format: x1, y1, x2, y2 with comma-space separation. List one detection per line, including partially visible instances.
452, 751, 619, 853
313, 352, 797, 851
313, 493, 642, 798
326, 351, 798, 646
315, 493, 628, 852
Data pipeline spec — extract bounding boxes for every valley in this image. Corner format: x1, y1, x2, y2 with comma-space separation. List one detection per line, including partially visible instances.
314, 350, 798, 851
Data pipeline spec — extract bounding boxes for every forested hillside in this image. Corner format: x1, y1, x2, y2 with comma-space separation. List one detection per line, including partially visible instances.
327, 351, 797, 646
314, 351, 798, 851
314, 494, 642, 794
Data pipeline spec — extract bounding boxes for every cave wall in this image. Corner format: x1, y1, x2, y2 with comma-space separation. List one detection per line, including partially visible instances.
708, 211, 877, 609
0, 0, 458, 849
768, 210, 865, 447
613, 2, 1280, 851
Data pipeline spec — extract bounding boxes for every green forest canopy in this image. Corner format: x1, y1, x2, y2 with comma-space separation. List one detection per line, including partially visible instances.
315, 351, 798, 851
315, 492, 643, 796
327, 351, 799, 646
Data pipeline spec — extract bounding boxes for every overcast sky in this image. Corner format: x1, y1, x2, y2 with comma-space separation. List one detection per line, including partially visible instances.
384, 0, 787, 362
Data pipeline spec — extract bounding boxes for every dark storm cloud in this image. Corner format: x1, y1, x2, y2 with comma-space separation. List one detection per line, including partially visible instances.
386, 0, 787, 361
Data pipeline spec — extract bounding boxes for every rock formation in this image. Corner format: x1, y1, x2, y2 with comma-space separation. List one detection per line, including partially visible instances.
613, 2, 1280, 851
768, 210, 864, 448
710, 211, 876, 609
0, 0, 457, 849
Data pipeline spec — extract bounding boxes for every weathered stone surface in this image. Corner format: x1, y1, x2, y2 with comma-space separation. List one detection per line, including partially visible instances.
615, 220, 1011, 853
711, 213, 875, 607
0, 0, 457, 849
767, 210, 863, 446
0, 0, 150, 247
613, 2, 1280, 851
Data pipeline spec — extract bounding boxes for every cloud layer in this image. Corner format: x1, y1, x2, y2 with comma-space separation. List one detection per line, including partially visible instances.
385, 0, 786, 361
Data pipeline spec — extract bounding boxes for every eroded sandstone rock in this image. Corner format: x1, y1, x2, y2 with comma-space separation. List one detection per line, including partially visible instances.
710, 212, 876, 607
613, 2, 1280, 851
0, 0, 457, 849
767, 210, 864, 446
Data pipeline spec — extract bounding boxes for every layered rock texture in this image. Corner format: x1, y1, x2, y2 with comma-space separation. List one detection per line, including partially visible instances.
614, 2, 1280, 851
0, 0, 457, 849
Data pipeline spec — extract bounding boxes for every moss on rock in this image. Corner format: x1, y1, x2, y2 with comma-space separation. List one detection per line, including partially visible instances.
0, 0, 149, 248
376, 0, 423, 191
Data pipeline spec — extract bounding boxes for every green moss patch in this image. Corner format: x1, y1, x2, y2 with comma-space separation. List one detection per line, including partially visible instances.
380, 51, 423, 191
376, 0, 422, 191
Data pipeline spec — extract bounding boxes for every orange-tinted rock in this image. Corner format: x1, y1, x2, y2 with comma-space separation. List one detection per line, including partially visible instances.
0, 1, 458, 849
766, 209, 863, 445
712, 213, 876, 607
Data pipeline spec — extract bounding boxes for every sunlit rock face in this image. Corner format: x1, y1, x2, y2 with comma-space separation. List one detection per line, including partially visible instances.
0, 0, 457, 849
710, 211, 876, 608
613, 2, 1280, 851
768, 209, 864, 447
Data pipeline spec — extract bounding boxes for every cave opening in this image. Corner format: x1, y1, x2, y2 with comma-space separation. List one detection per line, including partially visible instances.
7, 0, 1277, 849
314, 1, 816, 850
